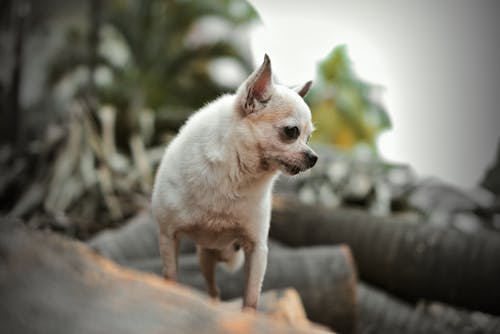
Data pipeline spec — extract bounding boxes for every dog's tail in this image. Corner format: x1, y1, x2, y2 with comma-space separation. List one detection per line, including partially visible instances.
220, 243, 244, 273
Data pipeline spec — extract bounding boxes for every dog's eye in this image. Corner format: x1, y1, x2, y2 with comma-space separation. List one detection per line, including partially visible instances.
283, 126, 300, 140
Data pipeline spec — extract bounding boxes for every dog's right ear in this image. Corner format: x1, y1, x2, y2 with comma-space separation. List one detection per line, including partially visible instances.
238, 54, 274, 115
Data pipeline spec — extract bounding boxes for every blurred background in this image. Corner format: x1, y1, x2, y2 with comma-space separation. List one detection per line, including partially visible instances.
1, 1, 500, 334
249, 0, 500, 189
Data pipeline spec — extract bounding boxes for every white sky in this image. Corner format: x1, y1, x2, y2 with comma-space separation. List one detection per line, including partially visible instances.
248, 0, 500, 189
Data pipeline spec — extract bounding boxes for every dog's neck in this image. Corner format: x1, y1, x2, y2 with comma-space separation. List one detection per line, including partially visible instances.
194, 95, 280, 199
227, 136, 279, 192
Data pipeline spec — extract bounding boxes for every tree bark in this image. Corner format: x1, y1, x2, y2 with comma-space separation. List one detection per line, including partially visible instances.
88, 210, 196, 261
270, 195, 500, 315
0, 227, 328, 334
126, 244, 358, 334
226, 288, 332, 333
358, 283, 455, 334
416, 301, 500, 334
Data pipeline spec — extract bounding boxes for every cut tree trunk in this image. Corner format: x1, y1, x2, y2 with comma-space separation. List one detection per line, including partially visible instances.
88, 210, 160, 260
270, 195, 500, 315
226, 288, 332, 333
358, 283, 455, 334
0, 227, 328, 334
358, 283, 500, 334
88, 210, 196, 261
416, 301, 500, 334
125, 245, 358, 334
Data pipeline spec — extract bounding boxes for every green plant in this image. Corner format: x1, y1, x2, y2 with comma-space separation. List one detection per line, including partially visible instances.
306, 45, 391, 153
48, 0, 258, 144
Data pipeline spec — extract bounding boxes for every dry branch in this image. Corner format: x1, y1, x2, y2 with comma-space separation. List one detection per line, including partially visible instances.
270, 195, 500, 315
1, 100, 154, 237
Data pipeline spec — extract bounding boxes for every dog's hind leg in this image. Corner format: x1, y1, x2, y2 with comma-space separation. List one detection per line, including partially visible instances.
197, 247, 220, 300
158, 232, 180, 281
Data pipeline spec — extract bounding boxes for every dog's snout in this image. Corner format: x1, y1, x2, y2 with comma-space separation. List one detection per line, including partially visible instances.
305, 151, 318, 168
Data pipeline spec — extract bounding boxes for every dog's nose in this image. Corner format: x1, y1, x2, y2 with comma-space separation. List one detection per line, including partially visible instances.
306, 151, 318, 168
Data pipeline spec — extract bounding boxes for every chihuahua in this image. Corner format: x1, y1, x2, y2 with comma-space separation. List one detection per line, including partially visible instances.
151, 54, 317, 310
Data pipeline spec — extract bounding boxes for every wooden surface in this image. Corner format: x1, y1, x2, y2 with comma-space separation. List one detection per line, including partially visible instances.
270, 195, 500, 315
126, 244, 358, 334
226, 288, 332, 333
0, 227, 330, 334
89, 212, 358, 333
357, 283, 454, 334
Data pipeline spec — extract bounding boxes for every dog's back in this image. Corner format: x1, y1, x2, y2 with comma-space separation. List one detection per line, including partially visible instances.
152, 94, 264, 228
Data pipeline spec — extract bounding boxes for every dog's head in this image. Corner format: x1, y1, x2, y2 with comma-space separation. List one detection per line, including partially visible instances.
235, 54, 318, 176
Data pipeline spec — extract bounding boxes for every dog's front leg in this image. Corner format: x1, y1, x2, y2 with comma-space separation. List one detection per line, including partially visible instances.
242, 242, 268, 310
158, 231, 180, 281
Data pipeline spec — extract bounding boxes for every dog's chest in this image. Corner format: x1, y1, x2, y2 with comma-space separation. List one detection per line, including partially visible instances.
178, 220, 248, 250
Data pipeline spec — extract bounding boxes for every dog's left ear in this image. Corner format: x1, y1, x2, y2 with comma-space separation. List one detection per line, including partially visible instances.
239, 54, 274, 115
293, 80, 313, 98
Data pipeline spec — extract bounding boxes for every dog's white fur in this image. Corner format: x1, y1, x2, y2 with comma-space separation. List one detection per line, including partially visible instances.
152, 55, 317, 310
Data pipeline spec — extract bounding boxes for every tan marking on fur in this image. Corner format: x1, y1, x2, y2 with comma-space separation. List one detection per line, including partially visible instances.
248, 105, 293, 124
177, 223, 254, 252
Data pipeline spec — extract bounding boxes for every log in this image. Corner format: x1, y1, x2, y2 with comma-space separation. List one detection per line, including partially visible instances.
417, 301, 500, 333
270, 195, 500, 315
88, 210, 160, 261
358, 283, 455, 334
125, 245, 358, 334
226, 289, 332, 333
0, 227, 326, 334
88, 211, 196, 262
359, 283, 500, 333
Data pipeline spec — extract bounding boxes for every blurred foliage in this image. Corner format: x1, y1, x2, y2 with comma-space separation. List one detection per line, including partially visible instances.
48, 0, 258, 144
307, 45, 391, 153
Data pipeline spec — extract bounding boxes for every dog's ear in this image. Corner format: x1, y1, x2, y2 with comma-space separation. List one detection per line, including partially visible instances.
239, 54, 273, 115
293, 80, 313, 98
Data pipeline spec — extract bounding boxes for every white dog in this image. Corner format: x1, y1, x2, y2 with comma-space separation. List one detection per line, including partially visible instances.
151, 55, 317, 310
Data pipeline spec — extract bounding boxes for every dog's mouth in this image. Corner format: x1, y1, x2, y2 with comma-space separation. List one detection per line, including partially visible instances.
278, 160, 301, 175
